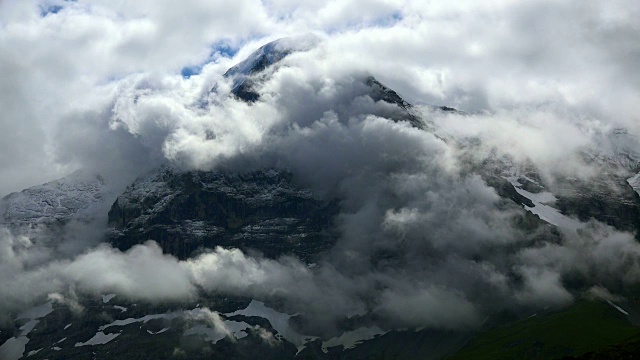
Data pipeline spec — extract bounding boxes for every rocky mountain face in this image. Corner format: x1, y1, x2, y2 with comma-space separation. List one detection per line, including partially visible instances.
364, 76, 424, 128
0, 170, 116, 251
0, 169, 113, 228
107, 166, 338, 261
222, 38, 298, 102
553, 173, 640, 235
475, 155, 640, 236
454, 122, 640, 237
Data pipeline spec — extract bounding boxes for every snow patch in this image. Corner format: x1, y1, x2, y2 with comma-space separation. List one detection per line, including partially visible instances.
147, 327, 170, 335
17, 302, 53, 320
27, 348, 42, 356
184, 319, 251, 343
322, 326, 386, 352
100, 313, 180, 331
607, 300, 629, 315
0, 301, 53, 360
101, 294, 116, 303
75, 331, 121, 347
506, 176, 582, 231
627, 173, 640, 197
19, 320, 39, 337
226, 300, 316, 350
0, 336, 29, 360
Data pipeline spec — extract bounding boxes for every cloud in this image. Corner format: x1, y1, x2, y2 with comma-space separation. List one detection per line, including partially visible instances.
3, 212, 640, 334
0, 234, 196, 321
377, 286, 481, 330
1, 0, 639, 196
1, 0, 640, 338
183, 307, 233, 340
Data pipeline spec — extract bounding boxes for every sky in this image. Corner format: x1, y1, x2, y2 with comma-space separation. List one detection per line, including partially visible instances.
0, 0, 638, 196
1, 0, 640, 336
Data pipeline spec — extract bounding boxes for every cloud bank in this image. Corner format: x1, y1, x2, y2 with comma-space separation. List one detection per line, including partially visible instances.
1, 0, 640, 338
1, 0, 638, 195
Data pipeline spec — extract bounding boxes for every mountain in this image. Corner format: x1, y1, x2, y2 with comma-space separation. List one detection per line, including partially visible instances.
3, 37, 640, 360
451, 299, 640, 360
0, 169, 113, 228
216, 36, 426, 128
222, 36, 319, 102
594, 128, 640, 173
107, 165, 338, 261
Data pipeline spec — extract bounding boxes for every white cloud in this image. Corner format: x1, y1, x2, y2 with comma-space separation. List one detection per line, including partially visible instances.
1, 0, 639, 195
1, 0, 640, 334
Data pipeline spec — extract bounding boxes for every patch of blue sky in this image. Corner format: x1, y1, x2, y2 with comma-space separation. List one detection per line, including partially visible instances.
211, 42, 238, 59
180, 40, 239, 79
180, 66, 201, 78
39, 0, 77, 17
40, 4, 63, 16
324, 11, 404, 34
376, 11, 403, 28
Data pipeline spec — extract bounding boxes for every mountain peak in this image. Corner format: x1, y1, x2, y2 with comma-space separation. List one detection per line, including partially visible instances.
224, 34, 320, 78
221, 35, 320, 101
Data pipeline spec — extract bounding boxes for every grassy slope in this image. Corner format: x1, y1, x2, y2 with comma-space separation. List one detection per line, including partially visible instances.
449, 300, 640, 360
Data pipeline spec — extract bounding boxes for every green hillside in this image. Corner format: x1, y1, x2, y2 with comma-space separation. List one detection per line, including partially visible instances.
450, 300, 640, 359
